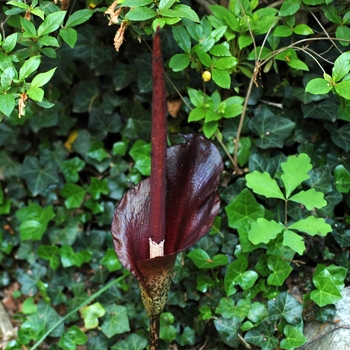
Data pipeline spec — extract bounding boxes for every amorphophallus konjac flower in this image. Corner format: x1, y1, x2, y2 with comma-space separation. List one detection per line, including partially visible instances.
111, 29, 223, 349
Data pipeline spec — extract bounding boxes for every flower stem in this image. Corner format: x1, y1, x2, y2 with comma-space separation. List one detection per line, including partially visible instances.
150, 29, 167, 245
149, 314, 160, 350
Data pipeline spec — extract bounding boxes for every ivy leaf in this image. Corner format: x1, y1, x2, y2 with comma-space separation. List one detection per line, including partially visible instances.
334, 164, 350, 193
101, 304, 130, 338
305, 165, 332, 194
72, 26, 113, 70
110, 334, 148, 350
60, 157, 85, 183
268, 291, 303, 324
129, 140, 151, 176
26, 302, 64, 338
215, 298, 250, 321
61, 183, 86, 209
283, 230, 305, 255
101, 248, 122, 272
289, 188, 327, 209
214, 317, 241, 343
247, 302, 268, 323
176, 326, 195, 347
267, 256, 293, 286
60, 246, 92, 268
160, 313, 178, 342
89, 107, 122, 135
17, 263, 47, 296
280, 325, 307, 349
226, 188, 265, 231
301, 100, 337, 122
288, 216, 332, 236
246, 171, 284, 199
311, 269, 343, 307
187, 249, 228, 269
81, 302, 106, 329
87, 140, 109, 162
249, 218, 284, 245
37, 245, 60, 270
224, 256, 258, 296
87, 177, 109, 200
325, 123, 350, 152
19, 156, 59, 196
120, 101, 152, 141
249, 113, 295, 149
281, 153, 312, 198
17, 203, 55, 241
58, 326, 88, 349
245, 322, 278, 350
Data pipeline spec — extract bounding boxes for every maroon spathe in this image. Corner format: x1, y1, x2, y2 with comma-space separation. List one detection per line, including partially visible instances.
111, 30, 223, 311
111, 134, 223, 293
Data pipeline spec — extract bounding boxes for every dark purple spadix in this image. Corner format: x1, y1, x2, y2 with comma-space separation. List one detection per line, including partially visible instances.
111, 30, 224, 318
149, 30, 167, 247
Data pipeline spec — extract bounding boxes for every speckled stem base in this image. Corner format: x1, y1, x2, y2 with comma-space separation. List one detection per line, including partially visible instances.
149, 314, 160, 350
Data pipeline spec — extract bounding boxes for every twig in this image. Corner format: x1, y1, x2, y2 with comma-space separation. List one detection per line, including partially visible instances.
0, 16, 9, 39
299, 326, 350, 348
310, 11, 342, 54
260, 99, 283, 109
237, 333, 252, 349
215, 130, 235, 169
233, 73, 255, 176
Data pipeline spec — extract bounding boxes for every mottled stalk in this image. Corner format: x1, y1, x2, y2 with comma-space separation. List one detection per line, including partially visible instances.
149, 29, 167, 246
149, 314, 160, 350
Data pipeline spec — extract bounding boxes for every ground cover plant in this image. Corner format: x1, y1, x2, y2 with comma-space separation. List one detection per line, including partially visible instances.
1, 0, 350, 349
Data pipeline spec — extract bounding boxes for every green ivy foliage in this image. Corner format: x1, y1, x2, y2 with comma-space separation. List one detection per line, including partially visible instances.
1, 0, 350, 349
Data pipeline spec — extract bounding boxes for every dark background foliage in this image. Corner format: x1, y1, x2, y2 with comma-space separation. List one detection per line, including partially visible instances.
1, 0, 350, 349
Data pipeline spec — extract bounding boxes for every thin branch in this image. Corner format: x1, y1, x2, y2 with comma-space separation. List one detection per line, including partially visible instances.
302, 46, 334, 66
233, 73, 255, 176
299, 326, 350, 349
256, 18, 278, 63
258, 37, 350, 70
295, 46, 327, 74
310, 11, 342, 54
215, 130, 235, 168
238, 0, 257, 59
0, 16, 9, 39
